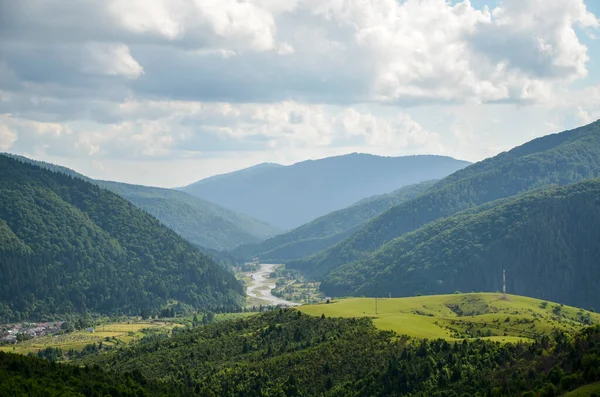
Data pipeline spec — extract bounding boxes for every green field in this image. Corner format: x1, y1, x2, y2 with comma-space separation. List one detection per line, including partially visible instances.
563, 382, 600, 397
0, 321, 180, 355
299, 293, 600, 342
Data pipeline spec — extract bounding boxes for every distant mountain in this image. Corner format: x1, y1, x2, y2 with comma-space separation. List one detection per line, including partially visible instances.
2, 154, 280, 251
0, 156, 244, 321
321, 178, 600, 310
233, 179, 438, 262
289, 120, 600, 279
181, 154, 471, 229
187, 162, 283, 186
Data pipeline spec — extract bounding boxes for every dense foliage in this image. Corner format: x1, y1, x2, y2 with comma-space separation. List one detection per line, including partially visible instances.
3, 154, 279, 251
0, 156, 244, 321
233, 180, 437, 262
289, 120, 600, 280
321, 179, 600, 310
96, 180, 280, 251
0, 351, 180, 396
182, 153, 469, 229
75, 309, 600, 396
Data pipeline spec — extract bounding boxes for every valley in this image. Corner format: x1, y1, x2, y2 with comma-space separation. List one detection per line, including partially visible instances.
2, 120, 600, 396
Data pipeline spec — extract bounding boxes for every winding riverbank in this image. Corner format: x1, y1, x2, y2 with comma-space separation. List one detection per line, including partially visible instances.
246, 264, 300, 306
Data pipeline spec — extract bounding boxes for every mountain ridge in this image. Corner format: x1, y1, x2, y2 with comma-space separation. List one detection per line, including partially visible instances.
320, 178, 600, 310
288, 120, 600, 279
1, 153, 280, 251
181, 153, 471, 229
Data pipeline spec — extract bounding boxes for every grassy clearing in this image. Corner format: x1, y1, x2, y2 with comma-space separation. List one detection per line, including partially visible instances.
0, 321, 179, 355
562, 382, 600, 396
298, 293, 600, 342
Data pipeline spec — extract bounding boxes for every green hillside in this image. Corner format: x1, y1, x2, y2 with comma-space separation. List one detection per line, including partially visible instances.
299, 293, 600, 341
234, 180, 437, 262
0, 156, 244, 321
289, 120, 600, 279
320, 179, 600, 310
96, 180, 280, 251
2, 154, 280, 251
73, 308, 600, 396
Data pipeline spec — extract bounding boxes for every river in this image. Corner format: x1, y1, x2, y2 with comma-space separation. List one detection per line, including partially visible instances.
246, 263, 300, 306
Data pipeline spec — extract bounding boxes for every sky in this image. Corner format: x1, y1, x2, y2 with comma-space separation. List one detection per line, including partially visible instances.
1, 0, 599, 188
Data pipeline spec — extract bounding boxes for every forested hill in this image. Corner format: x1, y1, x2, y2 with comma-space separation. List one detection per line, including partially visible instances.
75, 309, 600, 397
289, 120, 600, 279
233, 179, 437, 262
95, 180, 279, 251
321, 178, 600, 310
2, 154, 280, 251
181, 153, 470, 229
0, 156, 244, 321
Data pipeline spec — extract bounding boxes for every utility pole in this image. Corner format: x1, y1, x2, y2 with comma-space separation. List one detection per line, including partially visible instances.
375, 280, 379, 315
502, 269, 507, 299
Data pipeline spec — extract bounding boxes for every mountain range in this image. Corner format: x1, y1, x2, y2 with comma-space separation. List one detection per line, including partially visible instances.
2, 154, 280, 252
181, 154, 471, 229
288, 120, 600, 290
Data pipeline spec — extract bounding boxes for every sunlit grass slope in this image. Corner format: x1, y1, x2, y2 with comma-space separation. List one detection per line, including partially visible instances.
562, 382, 600, 397
299, 293, 600, 342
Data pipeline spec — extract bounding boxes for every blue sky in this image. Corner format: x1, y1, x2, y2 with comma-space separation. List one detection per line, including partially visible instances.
0, 0, 599, 187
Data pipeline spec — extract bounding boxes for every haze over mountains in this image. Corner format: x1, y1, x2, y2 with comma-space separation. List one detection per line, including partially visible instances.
233, 179, 438, 262
181, 154, 471, 229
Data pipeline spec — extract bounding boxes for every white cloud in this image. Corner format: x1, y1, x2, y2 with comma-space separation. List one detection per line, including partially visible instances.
82, 43, 144, 79
0, 0, 599, 186
0, 123, 17, 150
0, 99, 441, 162
1, 0, 597, 106
577, 106, 592, 124
108, 0, 277, 51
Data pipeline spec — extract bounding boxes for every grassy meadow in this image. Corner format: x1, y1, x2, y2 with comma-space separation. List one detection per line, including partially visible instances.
299, 293, 600, 342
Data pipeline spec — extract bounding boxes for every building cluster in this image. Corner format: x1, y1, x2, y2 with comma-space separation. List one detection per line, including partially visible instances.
0, 322, 64, 344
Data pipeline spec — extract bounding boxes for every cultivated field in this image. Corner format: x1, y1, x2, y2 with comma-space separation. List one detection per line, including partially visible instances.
0, 321, 180, 355
299, 293, 600, 342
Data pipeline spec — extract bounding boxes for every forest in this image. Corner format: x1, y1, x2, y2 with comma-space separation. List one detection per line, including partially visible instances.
320, 178, 600, 310
288, 120, 600, 280
28, 309, 600, 396
0, 156, 244, 322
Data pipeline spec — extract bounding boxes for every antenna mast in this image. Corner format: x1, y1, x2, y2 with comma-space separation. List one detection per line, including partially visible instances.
502, 269, 506, 298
